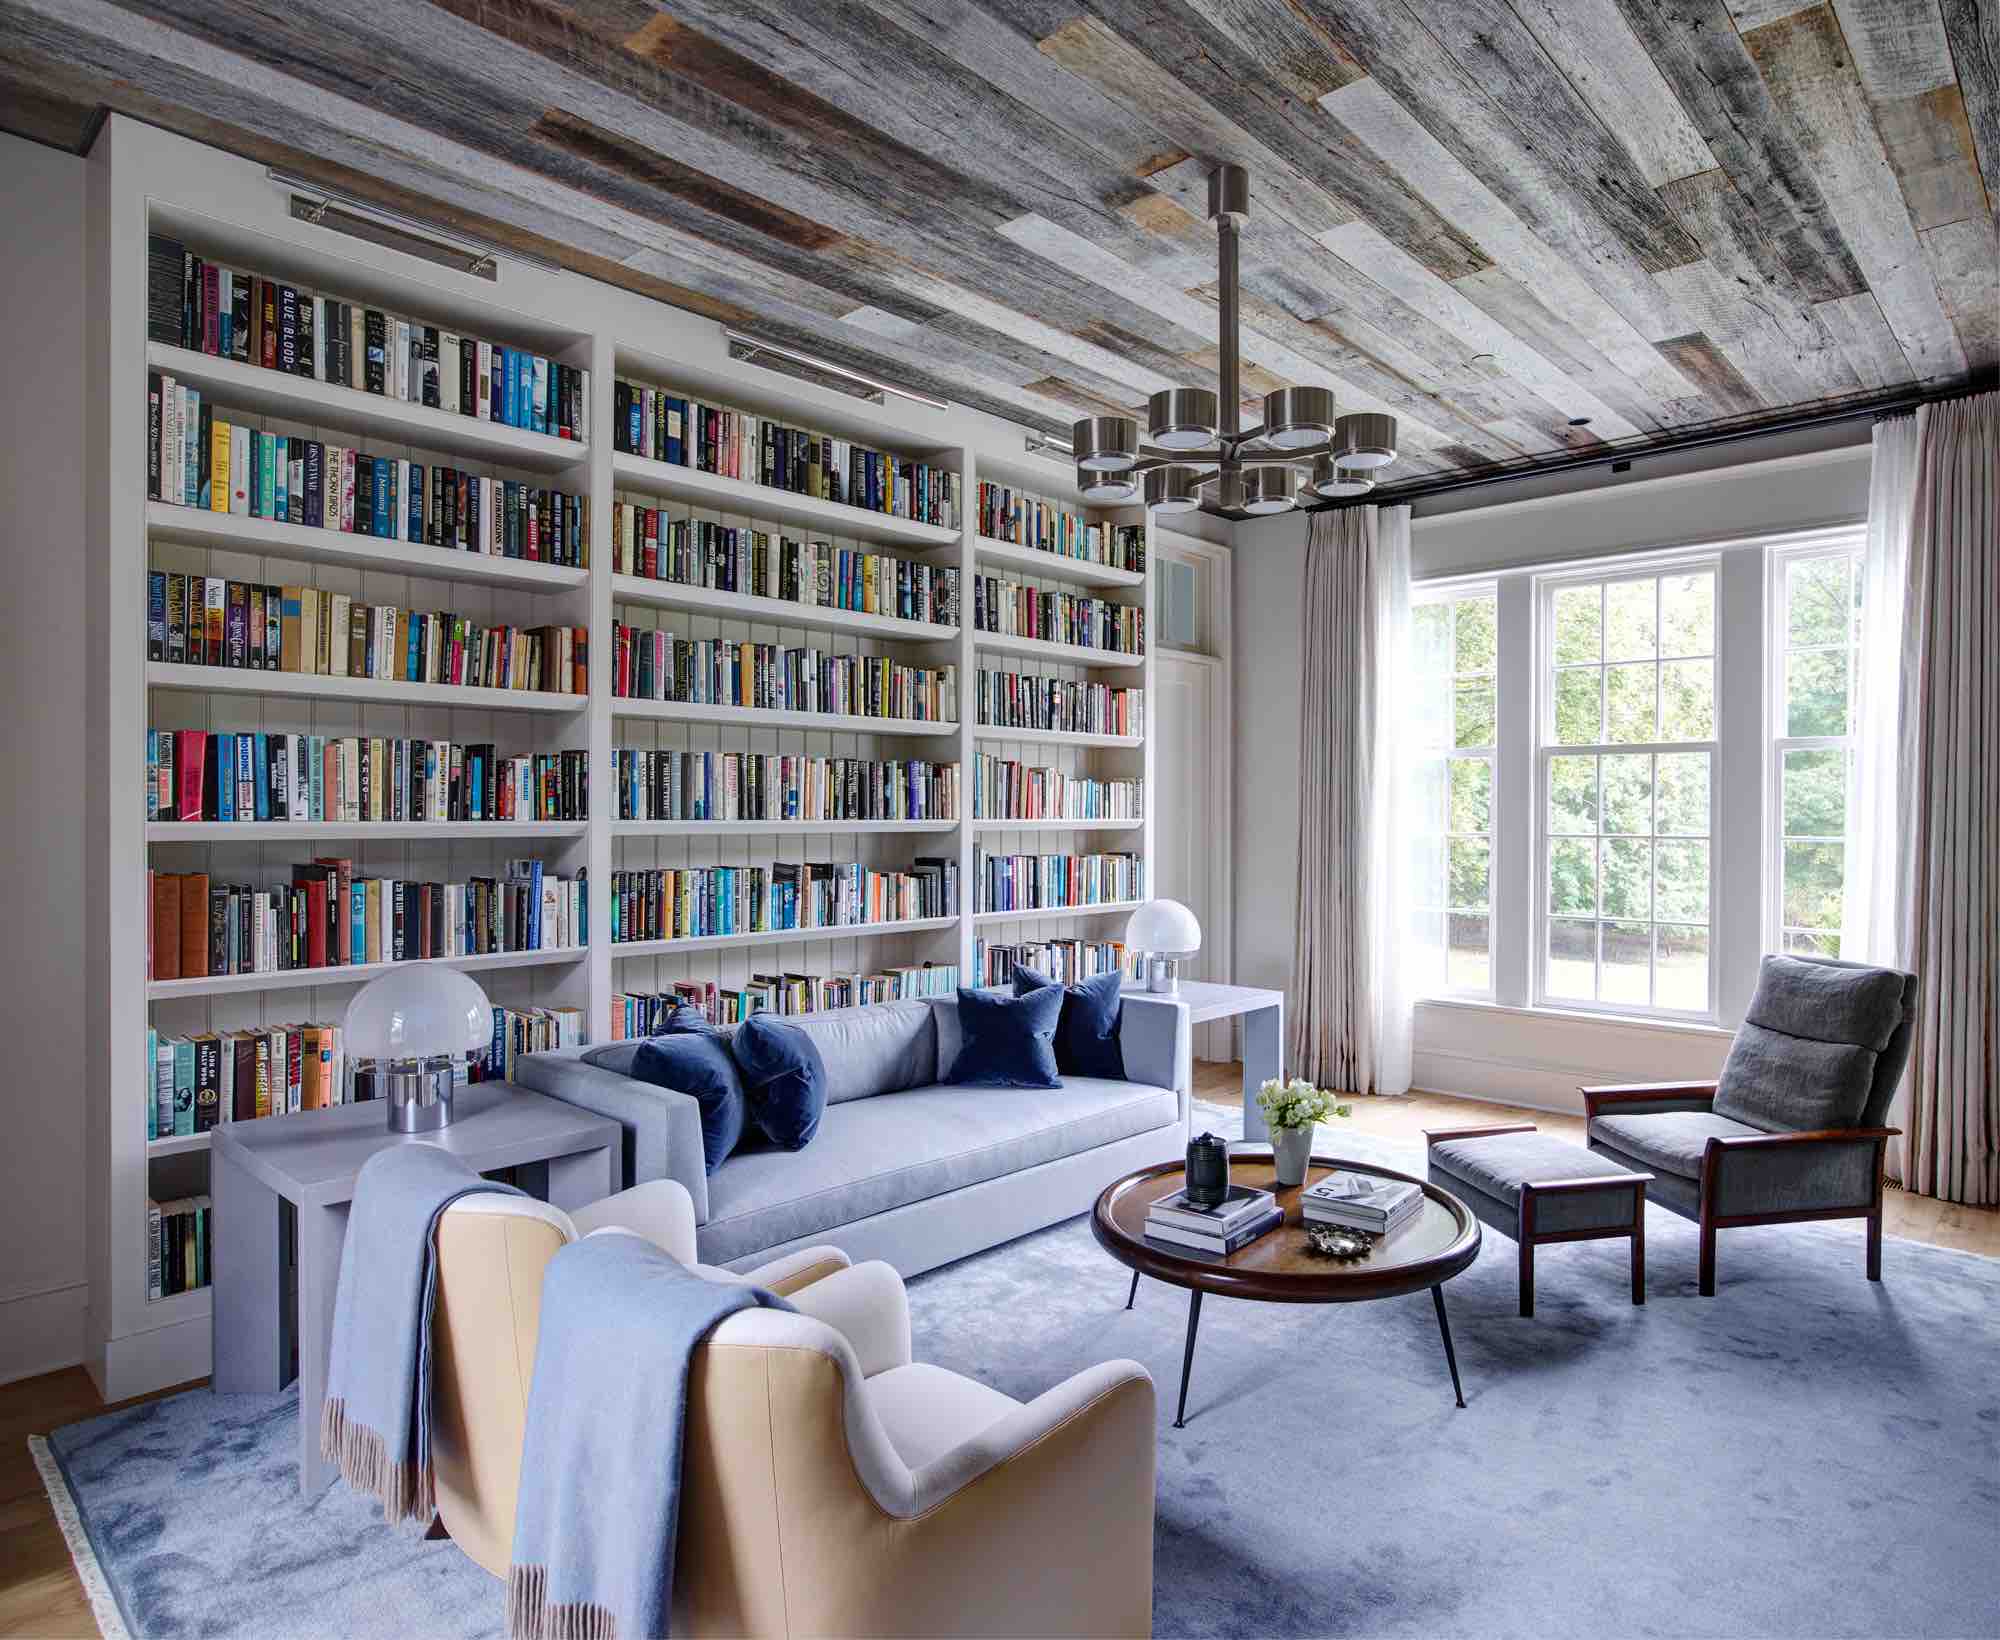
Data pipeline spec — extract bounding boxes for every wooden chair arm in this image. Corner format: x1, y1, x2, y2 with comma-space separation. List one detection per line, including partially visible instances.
1579, 1080, 1717, 1118
1706, 1126, 1900, 1151
1422, 1122, 1538, 1146
1523, 1171, 1654, 1195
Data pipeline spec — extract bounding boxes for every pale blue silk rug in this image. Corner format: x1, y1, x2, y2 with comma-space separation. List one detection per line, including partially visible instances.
40, 1122, 2000, 1638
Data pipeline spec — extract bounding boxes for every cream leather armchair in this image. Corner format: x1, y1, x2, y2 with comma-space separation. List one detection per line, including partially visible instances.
430, 1180, 1159, 1639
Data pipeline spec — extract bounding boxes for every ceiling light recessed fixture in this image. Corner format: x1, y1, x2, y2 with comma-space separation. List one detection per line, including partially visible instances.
1064, 164, 1399, 516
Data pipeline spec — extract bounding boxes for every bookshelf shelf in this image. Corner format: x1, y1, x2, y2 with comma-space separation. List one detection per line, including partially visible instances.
973, 901, 1145, 926
610, 452, 960, 549
971, 817, 1144, 832
148, 344, 588, 473
611, 697, 958, 738
88, 119, 1160, 1402
145, 945, 588, 1000
146, 662, 586, 715
611, 818, 957, 837
610, 576, 957, 644
973, 537, 1145, 590
973, 632, 1146, 669
148, 820, 588, 843
145, 503, 589, 592
973, 726, 1144, 750
612, 915, 959, 957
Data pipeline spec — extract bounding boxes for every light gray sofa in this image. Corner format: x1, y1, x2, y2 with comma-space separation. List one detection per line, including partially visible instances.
514, 993, 1190, 1275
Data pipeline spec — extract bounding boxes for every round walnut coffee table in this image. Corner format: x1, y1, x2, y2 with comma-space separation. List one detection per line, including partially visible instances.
1092, 1154, 1482, 1427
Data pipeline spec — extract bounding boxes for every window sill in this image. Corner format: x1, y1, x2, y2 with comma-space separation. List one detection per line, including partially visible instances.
1413, 995, 1732, 1041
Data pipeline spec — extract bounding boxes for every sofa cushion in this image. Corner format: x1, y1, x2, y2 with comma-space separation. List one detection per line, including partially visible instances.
699, 1077, 1178, 1264
1714, 956, 1908, 1133
733, 1014, 827, 1150
947, 985, 1063, 1088
1588, 1110, 1763, 1178
1013, 966, 1125, 1079
631, 1034, 745, 1175
784, 1001, 938, 1105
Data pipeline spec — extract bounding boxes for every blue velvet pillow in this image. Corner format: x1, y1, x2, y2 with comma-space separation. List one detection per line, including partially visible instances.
631, 1033, 745, 1175
1012, 966, 1126, 1079
732, 1013, 828, 1150
947, 984, 1064, 1088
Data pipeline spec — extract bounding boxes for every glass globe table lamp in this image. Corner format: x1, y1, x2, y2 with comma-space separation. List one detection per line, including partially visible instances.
343, 965, 493, 1133
1125, 899, 1202, 995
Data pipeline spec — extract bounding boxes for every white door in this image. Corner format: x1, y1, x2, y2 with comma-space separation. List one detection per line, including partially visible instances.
1151, 649, 1230, 1060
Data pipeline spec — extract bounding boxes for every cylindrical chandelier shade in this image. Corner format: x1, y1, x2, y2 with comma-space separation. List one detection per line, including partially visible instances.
1261, 385, 1336, 451
1334, 412, 1399, 470
1071, 414, 1140, 472
1077, 466, 1138, 502
1311, 453, 1376, 498
1239, 464, 1300, 514
1143, 463, 1206, 513
1147, 387, 1220, 451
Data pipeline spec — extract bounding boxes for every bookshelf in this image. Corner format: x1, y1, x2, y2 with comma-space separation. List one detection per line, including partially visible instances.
84, 116, 1157, 1399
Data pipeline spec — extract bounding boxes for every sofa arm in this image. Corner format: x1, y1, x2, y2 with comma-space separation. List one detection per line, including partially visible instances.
1580, 1080, 1718, 1120
514, 1048, 709, 1224
1119, 994, 1189, 1106
1701, 1127, 1897, 1218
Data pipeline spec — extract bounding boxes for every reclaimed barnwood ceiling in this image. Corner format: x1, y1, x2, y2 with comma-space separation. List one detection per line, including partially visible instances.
4, 0, 1996, 489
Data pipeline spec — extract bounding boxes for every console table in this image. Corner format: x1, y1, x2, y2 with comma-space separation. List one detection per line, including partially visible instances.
209, 1082, 620, 1494
1125, 980, 1285, 1140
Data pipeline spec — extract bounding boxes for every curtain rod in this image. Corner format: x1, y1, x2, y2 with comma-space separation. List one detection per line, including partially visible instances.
1295, 377, 1991, 515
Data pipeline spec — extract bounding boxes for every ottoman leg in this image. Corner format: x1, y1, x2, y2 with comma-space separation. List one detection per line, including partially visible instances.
1518, 1240, 1535, 1318
1631, 1190, 1647, 1306
1516, 1190, 1537, 1319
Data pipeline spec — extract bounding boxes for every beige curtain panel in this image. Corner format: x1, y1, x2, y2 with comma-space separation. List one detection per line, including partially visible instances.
1899, 391, 1998, 1206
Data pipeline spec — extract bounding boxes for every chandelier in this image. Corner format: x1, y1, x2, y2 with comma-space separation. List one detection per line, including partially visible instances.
1069, 165, 1399, 515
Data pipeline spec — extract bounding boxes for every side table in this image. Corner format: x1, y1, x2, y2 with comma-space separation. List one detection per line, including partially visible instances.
209, 1081, 620, 1494
1124, 980, 1285, 1138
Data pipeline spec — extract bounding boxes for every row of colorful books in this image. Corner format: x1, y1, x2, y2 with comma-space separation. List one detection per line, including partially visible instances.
974, 851, 1145, 915
614, 749, 957, 824
610, 966, 959, 1035
609, 859, 957, 944
611, 626, 956, 722
975, 483, 1144, 572
971, 758, 1142, 823
974, 939, 1134, 987
973, 578, 1145, 656
976, 672, 1144, 737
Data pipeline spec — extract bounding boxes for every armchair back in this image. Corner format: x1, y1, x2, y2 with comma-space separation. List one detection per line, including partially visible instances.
1714, 956, 1919, 1133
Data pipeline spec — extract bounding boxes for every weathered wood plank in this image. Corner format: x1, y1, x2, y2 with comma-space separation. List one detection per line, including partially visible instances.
1505, 0, 1719, 186
1814, 291, 1919, 387
1725, 0, 1819, 24
1655, 333, 1771, 414
1655, 167, 1863, 397
1452, 267, 1677, 429
1741, 4, 1969, 378
0, 61, 100, 150
1937, 0, 2000, 227
1316, 220, 1649, 438
1023, 1, 1492, 280
1316, 77, 1700, 398
1654, 258, 1826, 403
1613, 0, 1867, 303
1829, 0, 1959, 97
1919, 214, 2000, 370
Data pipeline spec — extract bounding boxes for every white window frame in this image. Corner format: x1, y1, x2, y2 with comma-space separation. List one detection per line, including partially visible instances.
1531, 555, 1722, 1025
1408, 580, 1498, 1000
1764, 531, 1866, 959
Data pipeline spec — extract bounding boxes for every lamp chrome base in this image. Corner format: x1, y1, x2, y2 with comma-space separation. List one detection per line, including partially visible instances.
353, 1055, 458, 1132
1145, 955, 1182, 995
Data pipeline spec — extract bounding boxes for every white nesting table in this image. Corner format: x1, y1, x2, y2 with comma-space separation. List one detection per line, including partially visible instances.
209, 1081, 620, 1493
1123, 980, 1286, 1140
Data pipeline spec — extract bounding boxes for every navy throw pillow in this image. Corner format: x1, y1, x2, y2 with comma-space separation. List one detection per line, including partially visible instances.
1013, 966, 1126, 1079
948, 985, 1063, 1088
732, 1013, 828, 1150
631, 1033, 745, 1175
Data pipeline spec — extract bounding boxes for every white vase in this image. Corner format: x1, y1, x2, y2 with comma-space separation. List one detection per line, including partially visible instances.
1271, 1125, 1313, 1188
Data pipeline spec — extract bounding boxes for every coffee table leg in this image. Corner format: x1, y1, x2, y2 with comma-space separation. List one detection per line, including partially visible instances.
1172, 1290, 1203, 1429
1431, 1285, 1467, 1409
1125, 1269, 1140, 1310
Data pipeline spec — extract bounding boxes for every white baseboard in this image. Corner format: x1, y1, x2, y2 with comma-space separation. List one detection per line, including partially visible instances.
0, 1283, 88, 1387
1411, 1003, 1730, 1114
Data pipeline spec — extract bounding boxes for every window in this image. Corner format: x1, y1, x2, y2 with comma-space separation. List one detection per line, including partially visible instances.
1538, 566, 1716, 1017
1770, 543, 1863, 956
1408, 587, 1496, 995
1155, 557, 1198, 648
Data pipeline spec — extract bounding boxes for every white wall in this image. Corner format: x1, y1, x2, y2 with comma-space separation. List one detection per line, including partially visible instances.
0, 133, 90, 1382
1231, 430, 1872, 1112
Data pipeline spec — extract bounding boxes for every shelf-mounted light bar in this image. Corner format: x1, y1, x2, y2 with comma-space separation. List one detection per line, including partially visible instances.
725, 331, 951, 412
266, 168, 563, 279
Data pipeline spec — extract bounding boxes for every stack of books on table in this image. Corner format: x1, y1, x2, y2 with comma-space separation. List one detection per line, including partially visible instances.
1145, 1184, 1282, 1257
1301, 1171, 1424, 1236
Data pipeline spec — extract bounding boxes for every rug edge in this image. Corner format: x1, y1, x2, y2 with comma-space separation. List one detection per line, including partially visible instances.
29, 1434, 134, 1640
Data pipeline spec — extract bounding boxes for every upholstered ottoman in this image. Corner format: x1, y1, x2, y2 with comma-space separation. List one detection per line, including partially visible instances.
1424, 1124, 1652, 1317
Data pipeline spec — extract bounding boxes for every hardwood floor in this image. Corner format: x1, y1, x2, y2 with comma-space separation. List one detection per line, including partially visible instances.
5, 1066, 1993, 1639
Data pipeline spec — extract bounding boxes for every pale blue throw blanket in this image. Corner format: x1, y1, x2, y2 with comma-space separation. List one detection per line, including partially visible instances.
321, 1144, 519, 1521
506, 1232, 793, 1640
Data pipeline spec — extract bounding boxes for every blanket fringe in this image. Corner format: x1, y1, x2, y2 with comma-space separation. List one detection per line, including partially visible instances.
507, 1563, 619, 1640
319, 1395, 432, 1524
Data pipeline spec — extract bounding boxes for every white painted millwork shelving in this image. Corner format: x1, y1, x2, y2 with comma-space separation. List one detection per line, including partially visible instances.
84, 116, 1157, 1399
